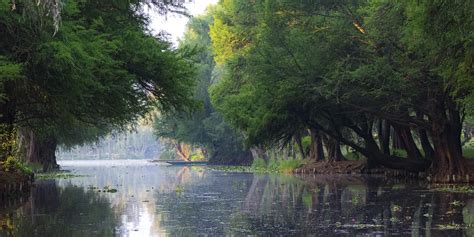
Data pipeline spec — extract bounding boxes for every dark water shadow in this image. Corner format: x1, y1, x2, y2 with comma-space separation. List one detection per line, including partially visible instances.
0, 180, 117, 237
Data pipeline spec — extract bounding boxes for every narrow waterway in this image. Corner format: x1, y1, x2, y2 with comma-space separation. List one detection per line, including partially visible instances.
0, 160, 473, 236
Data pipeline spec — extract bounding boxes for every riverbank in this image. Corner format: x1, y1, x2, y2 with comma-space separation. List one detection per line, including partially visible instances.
210, 157, 474, 183
296, 159, 474, 183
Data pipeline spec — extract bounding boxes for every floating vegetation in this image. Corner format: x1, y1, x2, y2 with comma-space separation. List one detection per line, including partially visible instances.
36, 172, 87, 180
342, 223, 384, 229
175, 185, 185, 193
102, 185, 118, 193
86, 185, 117, 193
209, 166, 253, 173
391, 205, 402, 212
449, 200, 465, 207
432, 185, 474, 193
209, 165, 290, 174
436, 223, 465, 230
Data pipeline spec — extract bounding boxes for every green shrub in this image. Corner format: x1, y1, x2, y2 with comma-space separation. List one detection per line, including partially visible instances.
301, 136, 311, 153
267, 158, 279, 171
251, 157, 267, 169
463, 146, 474, 159
0, 156, 33, 174
392, 149, 408, 158
278, 159, 303, 173
249, 157, 303, 173
190, 152, 205, 161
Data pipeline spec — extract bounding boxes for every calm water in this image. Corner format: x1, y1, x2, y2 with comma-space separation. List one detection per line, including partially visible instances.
0, 160, 473, 236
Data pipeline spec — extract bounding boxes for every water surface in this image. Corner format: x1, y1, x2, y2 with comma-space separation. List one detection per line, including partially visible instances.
0, 160, 473, 236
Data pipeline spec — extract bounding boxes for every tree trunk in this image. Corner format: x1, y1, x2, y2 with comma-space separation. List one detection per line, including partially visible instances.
325, 135, 343, 162
416, 112, 434, 159
393, 125, 423, 160
174, 142, 190, 161
250, 145, 269, 162
309, 119, 431, 172
39, 137, 59, 172
418, 128, 434, 159
364, 134, 431, 172
294, 134, 306, 159
309, 128, 324, 161
378, 120, 390, 155
24, 132, 59, 172
391, 127, 403, 151
429, 99, 466, 183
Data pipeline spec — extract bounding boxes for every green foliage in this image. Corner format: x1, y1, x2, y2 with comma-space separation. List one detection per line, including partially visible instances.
0, 0, 196, 166
250, 157, 303, 173
35, 172, 86, 179
433, 185, 474, 194
391, 149, 408, 159
301, 136, 311, 153
251, 158, 267, 170
207, 0, 474, 178
463, 148, 474, 159
0, 156, 32, 174
154, 12, 250, 164
189, 152, 205, 161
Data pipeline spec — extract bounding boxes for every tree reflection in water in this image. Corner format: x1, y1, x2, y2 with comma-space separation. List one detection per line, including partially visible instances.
0, 180, 117, 237
155, 173, 473, 236
0, 162, 472, 236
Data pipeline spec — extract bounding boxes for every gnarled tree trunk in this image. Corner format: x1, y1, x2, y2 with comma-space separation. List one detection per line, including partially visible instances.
250, 145, 269, 162
309, 128, 324, 161
294, 134, 306, 159
393, 125, 423, 160
174, 142, 190, 161
428, 99, 466, 183
20, 130, 59, 172
378, 120, 390, 155
324, 135, 343, 162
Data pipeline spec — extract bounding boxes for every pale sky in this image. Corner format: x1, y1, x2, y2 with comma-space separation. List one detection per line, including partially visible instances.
149, 0, 218, 45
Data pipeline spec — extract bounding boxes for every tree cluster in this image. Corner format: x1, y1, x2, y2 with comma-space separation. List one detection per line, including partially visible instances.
207, 0, 473, 182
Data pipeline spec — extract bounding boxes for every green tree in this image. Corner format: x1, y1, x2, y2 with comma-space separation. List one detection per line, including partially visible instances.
0, 0, 195, 170
155, 11, 252, 165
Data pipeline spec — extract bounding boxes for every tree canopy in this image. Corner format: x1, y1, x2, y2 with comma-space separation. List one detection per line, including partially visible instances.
206, 0, 474, 182
0, 0, 195, 170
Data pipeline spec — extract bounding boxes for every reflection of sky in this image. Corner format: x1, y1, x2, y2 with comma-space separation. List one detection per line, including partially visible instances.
58, 160, 205, 236
58, 160, 166, 236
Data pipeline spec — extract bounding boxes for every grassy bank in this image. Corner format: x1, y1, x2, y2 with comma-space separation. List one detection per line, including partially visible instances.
211, 158, 305, 174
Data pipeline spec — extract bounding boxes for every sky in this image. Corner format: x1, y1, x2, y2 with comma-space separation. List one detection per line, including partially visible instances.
149, 0, 218, 45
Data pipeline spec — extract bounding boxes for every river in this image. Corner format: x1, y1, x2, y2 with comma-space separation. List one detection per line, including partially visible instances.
0, 160, 473, 236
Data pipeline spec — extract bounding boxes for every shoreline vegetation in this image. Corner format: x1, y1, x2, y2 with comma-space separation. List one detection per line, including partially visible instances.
1, 0, 474, 204
0, 158, 34, 200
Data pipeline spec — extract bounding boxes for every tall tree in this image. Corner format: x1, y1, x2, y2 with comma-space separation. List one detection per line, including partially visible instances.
0, 0, 195, 169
